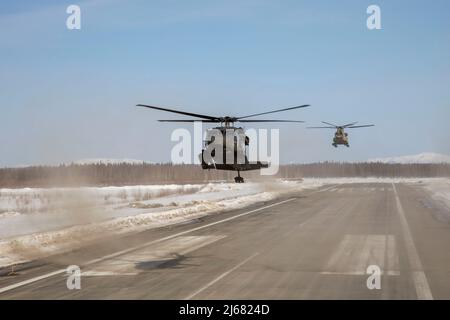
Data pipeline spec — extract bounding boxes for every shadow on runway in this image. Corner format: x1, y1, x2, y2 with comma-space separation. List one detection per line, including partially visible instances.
135, 253, 199, 270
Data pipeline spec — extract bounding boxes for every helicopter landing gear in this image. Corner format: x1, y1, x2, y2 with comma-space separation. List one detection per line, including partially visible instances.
234, 171, 244, 183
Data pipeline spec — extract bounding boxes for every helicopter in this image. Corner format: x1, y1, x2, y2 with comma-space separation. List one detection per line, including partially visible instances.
137, 104, 309, 183
307, 122, 374, 147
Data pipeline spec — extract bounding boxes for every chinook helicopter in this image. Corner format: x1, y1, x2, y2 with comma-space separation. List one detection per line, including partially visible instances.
137, 104, 309, 182
308, 122, 374, 147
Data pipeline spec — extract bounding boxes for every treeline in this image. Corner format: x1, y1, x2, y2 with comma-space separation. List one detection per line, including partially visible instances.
0, 163, 236, 188
278, 162, 450, 178
0, 162, 449, 188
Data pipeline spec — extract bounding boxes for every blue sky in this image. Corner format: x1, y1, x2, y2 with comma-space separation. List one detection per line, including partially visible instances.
1, 0, 449, 166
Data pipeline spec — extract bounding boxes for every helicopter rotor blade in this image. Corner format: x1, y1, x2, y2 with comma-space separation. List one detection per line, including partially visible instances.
238, 120, 305, 123
342, 122, 359, 128
237, 105, 310, 120
321, 121, 338, 127
307, 126, 336, 129
158, 119, 219, 123
346, 124, 375, 129
137, 104, 219, 121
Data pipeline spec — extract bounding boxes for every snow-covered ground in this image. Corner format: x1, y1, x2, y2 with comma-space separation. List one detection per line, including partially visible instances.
1, 177, 449, 268
420, 178, 450, 210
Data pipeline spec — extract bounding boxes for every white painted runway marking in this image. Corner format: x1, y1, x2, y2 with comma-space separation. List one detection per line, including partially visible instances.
320, 271, 400, 276
81, 271, 137, 276
185, 253, 259, 300
392, 183, 433, 300
0, 269, 66, 295
322, 234, 399, 276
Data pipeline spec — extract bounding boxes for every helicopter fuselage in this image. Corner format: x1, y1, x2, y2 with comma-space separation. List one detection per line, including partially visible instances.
199, 126, 268, 172
332, 127, 349, 147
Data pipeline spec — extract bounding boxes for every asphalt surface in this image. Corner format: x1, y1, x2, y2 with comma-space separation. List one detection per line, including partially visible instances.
1, 182, 450, 299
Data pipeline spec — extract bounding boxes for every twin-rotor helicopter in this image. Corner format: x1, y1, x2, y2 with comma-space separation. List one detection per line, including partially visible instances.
307, 122, 375, 147
137, 104, 374, 182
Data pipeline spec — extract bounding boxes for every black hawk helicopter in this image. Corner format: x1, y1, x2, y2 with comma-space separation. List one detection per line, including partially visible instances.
137, 104, 309, 182
307, 122, 374, 147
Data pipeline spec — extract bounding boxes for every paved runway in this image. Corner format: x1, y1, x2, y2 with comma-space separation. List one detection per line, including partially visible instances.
1, 182, 450, 299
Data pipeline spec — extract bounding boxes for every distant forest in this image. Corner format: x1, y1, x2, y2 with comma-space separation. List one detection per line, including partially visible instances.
1, 162, 450, 188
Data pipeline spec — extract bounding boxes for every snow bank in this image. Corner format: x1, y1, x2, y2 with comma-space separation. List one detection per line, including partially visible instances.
420, 178, 450, 210
297, 177, 427, 185
0, 184, 203, 215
